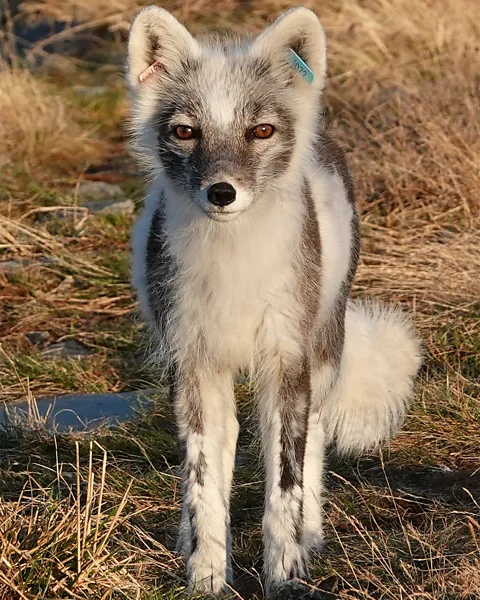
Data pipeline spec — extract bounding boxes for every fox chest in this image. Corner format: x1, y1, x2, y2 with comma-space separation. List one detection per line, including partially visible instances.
166, 250, 304, 371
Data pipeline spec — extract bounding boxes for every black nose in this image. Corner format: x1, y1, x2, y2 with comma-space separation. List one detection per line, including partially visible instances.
207, 182, 236, 207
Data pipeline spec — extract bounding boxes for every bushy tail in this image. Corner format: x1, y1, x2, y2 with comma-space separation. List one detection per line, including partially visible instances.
322, 300, 422, 455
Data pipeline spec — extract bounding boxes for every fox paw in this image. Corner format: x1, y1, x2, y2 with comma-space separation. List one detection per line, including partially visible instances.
187, 552, 228, 595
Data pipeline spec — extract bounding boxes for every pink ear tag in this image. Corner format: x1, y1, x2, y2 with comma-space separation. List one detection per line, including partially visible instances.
139, 61, 162, 83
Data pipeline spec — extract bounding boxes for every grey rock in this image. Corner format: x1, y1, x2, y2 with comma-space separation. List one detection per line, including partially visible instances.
82, 198, 135, 216
42, 339, 91, 359
75, 85, 109, 97
436, 230, 455, 243
0, 390, 158, 433
26, 332, 50, 346
74, 181, 123, 200
0, 257, 54, 271
0, 259, 33, 272
269, 580, 333, 600
376, 86, 409, 103
36, 206, 87, 222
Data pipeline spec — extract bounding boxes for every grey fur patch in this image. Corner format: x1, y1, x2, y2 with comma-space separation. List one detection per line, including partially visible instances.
183, 448, 206, 490
312, 130, 360, 371
188, 506, 198, 554
279, 359, 311, 493
175, 369, 204, 435
315, 130, 356, 206
299, 180, 322, 337
145, 202, 176, 339
315, 130, 360, 306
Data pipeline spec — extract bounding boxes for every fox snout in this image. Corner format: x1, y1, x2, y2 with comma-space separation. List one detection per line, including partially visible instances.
207, 182, 237, 207
194, 180, 253, 221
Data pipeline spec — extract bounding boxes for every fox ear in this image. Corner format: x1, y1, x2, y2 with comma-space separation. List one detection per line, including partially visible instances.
127, 6, 199, 90
252, 7, 327, 91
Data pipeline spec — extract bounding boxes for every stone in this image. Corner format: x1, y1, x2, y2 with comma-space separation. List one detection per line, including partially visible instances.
376, 86, 409, 103
269, 580, 334, 600
74, 181, 123, 200
0, 259, 33, 272
36, 206, 87, 222
82, 198, 135, 216
0, 390, 157, 433
75, 85, 109, 97
0, 257, 54, 272
42, 339, 91, 359
25, 332, 50, 347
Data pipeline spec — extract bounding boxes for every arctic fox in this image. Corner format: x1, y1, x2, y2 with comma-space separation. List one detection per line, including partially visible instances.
127, 6, 421, 596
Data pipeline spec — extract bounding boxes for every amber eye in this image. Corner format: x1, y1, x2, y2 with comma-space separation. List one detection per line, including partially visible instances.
252, 124, 275, 139
173, 125, 194, 140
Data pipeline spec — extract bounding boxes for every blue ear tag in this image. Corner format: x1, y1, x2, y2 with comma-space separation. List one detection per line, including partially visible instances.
287, 49, 314, 84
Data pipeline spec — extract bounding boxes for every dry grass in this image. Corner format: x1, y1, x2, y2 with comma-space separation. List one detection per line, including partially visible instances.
0, 67, 102, 177
324, 468, 480, 600
0, 431, 190, 599
1, 0, 479, 598
18, 0, 148, 30
0, 441, 138, 598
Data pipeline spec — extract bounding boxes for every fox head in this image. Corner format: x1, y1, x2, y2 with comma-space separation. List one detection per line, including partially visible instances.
127, 6, 327, 222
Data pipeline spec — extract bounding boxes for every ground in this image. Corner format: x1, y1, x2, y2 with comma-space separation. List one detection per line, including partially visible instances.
0, 0, 479, 598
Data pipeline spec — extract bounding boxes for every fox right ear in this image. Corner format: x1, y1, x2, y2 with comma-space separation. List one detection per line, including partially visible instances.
127, 6, 199, 90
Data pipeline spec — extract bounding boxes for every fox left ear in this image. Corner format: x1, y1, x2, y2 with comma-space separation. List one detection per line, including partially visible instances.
252, 7, 327, 92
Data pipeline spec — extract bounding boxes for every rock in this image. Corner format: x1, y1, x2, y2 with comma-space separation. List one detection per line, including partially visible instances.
36, 206, 88, 222
9, 19, 94, 66
376, 86, 409, 103
75, 85, 109, 97
0, 259, 33, 272
74, 181, 123, 200
42, 339, 91, 359
82, 198, 135, 216
25, 332, 50, 347
0, 389, 158, 433
85, 156, 138, 179
35, 197, 134, 222
0, 257, 54, 272
68, 182, 134, 216
269, 580, 334, 600
436, 230, 455, 243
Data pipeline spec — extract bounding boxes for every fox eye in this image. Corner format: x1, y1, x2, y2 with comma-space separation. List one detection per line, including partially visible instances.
173, 125, 195, 140
252, 124, 275, 139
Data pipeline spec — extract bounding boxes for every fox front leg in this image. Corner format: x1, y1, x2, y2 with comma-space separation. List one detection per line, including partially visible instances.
259, 356, 315, 594
174, 365, 238, 594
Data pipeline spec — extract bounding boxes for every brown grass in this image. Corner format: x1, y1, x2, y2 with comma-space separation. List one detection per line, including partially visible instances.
0, 67, 101, 177
0, 441, 137, 598
1, 0, 479, 598
0, 435, 189, 599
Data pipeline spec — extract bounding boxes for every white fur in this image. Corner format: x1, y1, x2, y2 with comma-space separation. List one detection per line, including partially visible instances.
321, 300, 422, 454
257, 346, 308, 586
160, 176, 305, 374
127, 6, 200, 91
202, 54, 236, 128
302, 408, 325, 550
252, 7, 327, 92
175, 370, 236, 593
308, 166, 354, 324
